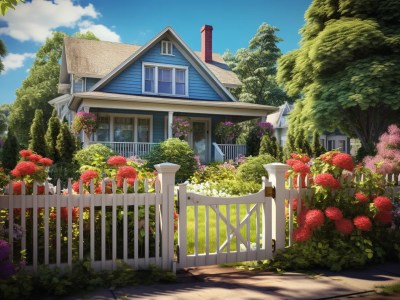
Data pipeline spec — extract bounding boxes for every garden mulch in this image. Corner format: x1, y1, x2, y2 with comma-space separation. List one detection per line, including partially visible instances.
61, 262, 400, 300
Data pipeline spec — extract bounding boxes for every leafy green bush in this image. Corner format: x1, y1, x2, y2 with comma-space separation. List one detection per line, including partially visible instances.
73, 143, 115, 166
237, 154, 277, 182
191, 162, 236, 183
146, 138, 197, 183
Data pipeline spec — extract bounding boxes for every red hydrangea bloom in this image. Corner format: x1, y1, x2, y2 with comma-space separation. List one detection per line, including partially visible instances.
373, 196, 393, 212
117, 166, 137, 180
37, 186, 45, 195
374, 211, 392, 225
325, 207, 343, 221
29, 154, 43, 162
296, 209, 308, 227
305, 209, 325, 229
292, 161, 310, 175
12, 181, 25, 195
353, 215, 372, 231
19, 150, 32, 158
332, 153, 354, 171
335, 218, 353, 235
80, 170, 98, 184
72, 181, 80, 193
314, 173, 340, 189
11, 161, 37, 177
320, 152, 339, 164
39, 157, 53, 166
290, 153, 311, 163
286, 159, 298, 167
293, 226, 312, 242
107, 156, 127, 166
355, 192, 369, 203
61, 207, 79, 222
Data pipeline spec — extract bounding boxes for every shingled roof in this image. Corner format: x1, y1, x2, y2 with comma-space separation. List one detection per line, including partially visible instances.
62, 37, 241, 88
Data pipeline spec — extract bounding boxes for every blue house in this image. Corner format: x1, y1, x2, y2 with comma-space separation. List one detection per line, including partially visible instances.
50, 25, 277, 162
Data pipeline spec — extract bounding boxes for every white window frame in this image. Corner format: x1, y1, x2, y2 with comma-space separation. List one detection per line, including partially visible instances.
94, 113, 153, 143
71, 74, 86, 93
161, 40, 173, 55
142, 62, 189, 97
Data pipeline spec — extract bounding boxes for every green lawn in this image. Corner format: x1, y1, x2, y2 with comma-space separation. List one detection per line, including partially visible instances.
183, 203, 261, 254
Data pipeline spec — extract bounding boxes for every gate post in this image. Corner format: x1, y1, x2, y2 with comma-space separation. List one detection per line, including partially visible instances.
155, 163, 180, 271
264, 163, 290, 251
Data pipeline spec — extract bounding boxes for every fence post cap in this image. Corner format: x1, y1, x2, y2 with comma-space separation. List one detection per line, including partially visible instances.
154, 162, 181, 173
264, 163, 290, 173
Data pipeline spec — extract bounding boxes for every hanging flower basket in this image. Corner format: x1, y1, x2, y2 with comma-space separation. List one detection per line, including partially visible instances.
71, 112, 98, 136
215, 121, 241, 144
172, 116, 192, 139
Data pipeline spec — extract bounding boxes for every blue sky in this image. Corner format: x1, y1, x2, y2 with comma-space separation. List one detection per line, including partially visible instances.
0, 0, 312, 105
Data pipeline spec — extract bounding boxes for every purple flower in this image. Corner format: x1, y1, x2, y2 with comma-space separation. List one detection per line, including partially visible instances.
0, 260, 15, 279
0, 239, 10, 261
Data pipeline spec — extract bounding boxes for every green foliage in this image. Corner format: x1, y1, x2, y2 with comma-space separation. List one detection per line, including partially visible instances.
0, 39, 5, 73
0, 0, 23, 15
0, 104, 10, 137
146, 138, 197, 183
56, 122, 77, 163
223, 23, 291, 106
45, 110, 61, 161
277, 0, 400, 150
73, 143, 115, 167
28, 109, 46, 156
1, 129, 19, 170
0, 260, 175, 299
311, 130, 325, 157
259, 135, 282, 160
9, 31, 99, 146
48, 161, 79, 186
191, 162, 237, 184
294, 128, 311, 156
237, 154, 277, 182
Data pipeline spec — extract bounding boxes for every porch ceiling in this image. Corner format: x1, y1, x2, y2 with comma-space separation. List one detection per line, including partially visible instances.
70, 92, 278, 117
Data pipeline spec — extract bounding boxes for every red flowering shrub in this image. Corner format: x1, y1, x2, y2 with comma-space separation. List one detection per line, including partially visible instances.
355, 192, 369, 203
290, 153, 310, 164
332, 153, 354, 172
39, 158, 53, 166
325, 207, 343, 221
60, 207, 79, 222
29, 154, 43, 163
107, 156, 127, 166
292, 161, 310, 175
304, 209, 325, 229
11, 161, 37, 177
320, 151, 339, 164
80, 170, 99, 184
353, 215, 372, 231
375, 211, 392, 224
19, 150, 32, 158
335, 218, 353, 235
293, 226, 312, 242
373, 196, 393, 212
314, 173, 340, 189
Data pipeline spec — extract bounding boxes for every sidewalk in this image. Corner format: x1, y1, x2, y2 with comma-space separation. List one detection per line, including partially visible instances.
65, 262, 400, 300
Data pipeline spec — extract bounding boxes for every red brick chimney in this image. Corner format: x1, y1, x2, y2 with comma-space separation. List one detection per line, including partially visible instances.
201, 25, 213, 63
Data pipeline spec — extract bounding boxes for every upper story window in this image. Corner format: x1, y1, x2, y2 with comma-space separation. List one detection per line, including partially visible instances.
142, 63, 188, 97
72, 75, 85, 93
161, 40, 173, 55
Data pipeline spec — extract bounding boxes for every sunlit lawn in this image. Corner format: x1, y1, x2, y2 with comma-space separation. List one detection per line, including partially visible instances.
184, 204, 260, 254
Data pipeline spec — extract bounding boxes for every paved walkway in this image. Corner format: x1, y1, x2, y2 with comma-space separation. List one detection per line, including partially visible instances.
65, 262, 400, 300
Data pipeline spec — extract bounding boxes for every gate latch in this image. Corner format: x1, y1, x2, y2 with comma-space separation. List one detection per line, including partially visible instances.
265, 186, 276, 198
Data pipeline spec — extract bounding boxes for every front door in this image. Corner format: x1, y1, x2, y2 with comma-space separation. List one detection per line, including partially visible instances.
191, 121, 208, 163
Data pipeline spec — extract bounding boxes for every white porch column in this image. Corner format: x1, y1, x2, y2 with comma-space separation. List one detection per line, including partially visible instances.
168, 111, 174, 139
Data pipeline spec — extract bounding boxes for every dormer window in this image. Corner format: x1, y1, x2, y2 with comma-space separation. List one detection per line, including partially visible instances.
142, 62, 188, 97
161, 40, 173, 55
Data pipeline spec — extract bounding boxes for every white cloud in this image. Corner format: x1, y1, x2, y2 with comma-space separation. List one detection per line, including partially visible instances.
2, 52, 36, 74
79, 20, 120, 42
0, 0, 110, 42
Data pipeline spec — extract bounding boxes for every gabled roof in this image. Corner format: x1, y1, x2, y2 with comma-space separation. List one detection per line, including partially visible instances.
266, 102, 293, 128
89, 26, 238, 101
61, 27, 241, 89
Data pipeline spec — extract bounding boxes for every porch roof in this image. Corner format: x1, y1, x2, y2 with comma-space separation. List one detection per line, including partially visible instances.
70, 92, 278, 117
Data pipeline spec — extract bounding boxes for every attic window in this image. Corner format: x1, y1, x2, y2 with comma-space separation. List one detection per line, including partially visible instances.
161, 41, 173, 55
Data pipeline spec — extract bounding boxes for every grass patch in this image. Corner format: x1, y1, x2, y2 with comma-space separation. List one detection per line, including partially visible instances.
376, 282, 400, 295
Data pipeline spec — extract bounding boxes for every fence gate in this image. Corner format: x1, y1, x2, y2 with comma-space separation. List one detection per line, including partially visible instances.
176, 163, 289, 269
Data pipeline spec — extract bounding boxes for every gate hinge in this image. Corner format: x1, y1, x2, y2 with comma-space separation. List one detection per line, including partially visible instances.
272, 239, 276, 253
265, 186, 276, 198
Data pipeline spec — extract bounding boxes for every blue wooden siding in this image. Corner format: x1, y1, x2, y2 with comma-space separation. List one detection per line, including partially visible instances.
100, 41, 224, 101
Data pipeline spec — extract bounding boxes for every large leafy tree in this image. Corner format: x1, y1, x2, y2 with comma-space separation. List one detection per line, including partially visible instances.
9, 31, 99, 146
224, 23, 291, 106
277, 0, 400, 154
0, 0, 23, 16
0, 39, 6, 74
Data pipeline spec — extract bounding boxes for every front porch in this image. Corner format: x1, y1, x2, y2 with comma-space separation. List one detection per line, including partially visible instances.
90, 141, 247, 162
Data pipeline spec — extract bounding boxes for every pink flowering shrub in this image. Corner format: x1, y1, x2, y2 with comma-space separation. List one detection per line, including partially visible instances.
215, 121, 241, 144
276, 150, 400, 271
71, 111, 97, 135
364, 124, 400, 174
171, 116, 192, 138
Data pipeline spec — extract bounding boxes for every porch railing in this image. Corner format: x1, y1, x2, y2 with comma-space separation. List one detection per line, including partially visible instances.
91, 142, 159, 158
214, 143, 247, 162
